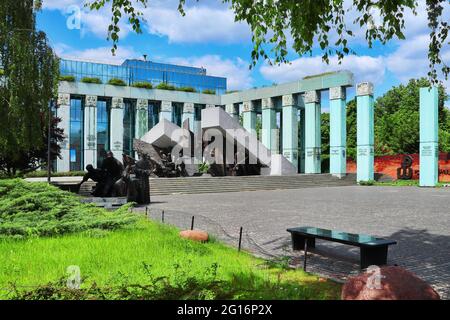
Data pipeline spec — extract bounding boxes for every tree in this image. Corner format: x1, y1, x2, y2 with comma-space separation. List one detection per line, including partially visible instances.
0, 0, 60, 175
87, 0, 449, 83
346, 99, 358, 160
374, 77, 449, 155
320, 112, 330, 172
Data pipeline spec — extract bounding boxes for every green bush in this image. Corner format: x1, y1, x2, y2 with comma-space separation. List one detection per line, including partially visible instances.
202, 89, 216, 95
81, 77, 102, 84
59, 75, 75, 82
132, 81, 153, 89
107, 78, 126, 86
156, 82, 176, 91
178, 86, 197, 93
0, 179, 137, 238
358, 180, 375, 186
0, 69, 4, 76
23, 171, 86, 178
198, 162, 210, 174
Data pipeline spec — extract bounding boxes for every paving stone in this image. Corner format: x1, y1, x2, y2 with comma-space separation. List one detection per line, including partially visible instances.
137, 185, 450, 299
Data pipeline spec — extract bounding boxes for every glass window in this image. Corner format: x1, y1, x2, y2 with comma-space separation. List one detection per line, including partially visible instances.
123, 99, 135, 156
70, 98, 83, 171
97, 99, 110, 167
172, 103, 183, 127
148, 100, 160, 130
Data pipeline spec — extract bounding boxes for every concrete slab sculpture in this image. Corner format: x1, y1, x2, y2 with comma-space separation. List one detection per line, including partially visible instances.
201, 107, 297, 176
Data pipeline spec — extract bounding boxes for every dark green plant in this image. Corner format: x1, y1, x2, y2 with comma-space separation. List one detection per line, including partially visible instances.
108, 78, 126, 86
178, 86, 196, 93
132, 81, 153, 89
198, 162, 210, 174
202, 89, 216, 95
59, 75, 75, 82
81, 77, 102, 84
358, 180, 375, 186
0, 179, 137, 238
156, 82, 176, 91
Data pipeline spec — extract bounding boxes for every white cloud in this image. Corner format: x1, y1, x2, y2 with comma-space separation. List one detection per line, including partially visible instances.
54, 44, 140, 64
260, 55, 385, 85
43, 0, 131, 40
142, 3, 250, 43
42, 0, 82, 10
166, 55, 253, 90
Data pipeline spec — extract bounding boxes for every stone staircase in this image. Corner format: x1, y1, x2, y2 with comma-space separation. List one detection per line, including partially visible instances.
149, 173, 356, 196
72, 174, 357, 196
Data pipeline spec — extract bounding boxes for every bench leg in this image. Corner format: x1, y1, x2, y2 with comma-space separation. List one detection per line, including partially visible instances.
360, 246, 389, 269
291, 234, 315, 251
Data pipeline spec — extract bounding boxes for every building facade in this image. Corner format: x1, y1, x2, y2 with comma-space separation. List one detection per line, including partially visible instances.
56, 59, 367, 179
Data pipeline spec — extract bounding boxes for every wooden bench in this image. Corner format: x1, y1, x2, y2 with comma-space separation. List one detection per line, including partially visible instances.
287, 227, 397, 270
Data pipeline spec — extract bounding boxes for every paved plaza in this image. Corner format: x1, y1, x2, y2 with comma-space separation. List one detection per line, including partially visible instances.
140, 185, 450, 299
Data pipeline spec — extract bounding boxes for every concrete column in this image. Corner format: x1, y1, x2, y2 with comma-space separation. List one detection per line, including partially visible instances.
84, 95, 97, 168
356, 82, 375, 182
225, 103, 239, 121
282, 94, 299, 169
262, 97, 277, 153
329, 87, 347, 178
242, 101, 257, 134
110, 97, 124, 160
420, 86, 439, 187
160, 101, 173, 122
135, 99, 149, 139
182, 102, 195, 130
56, 93, 71, 172
304, 91, 321, 173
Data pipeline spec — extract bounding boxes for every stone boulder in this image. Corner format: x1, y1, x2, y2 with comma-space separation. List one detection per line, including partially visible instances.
342, 266, 440, 300
179, 230, 209, 242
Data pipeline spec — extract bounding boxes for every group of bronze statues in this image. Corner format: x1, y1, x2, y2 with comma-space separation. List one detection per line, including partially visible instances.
78, 151, 151, 205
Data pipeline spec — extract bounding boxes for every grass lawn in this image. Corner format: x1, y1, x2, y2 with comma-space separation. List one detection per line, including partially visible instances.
0, 219, 341, 300
373, 180, 448, 187
0, 179, 340, 300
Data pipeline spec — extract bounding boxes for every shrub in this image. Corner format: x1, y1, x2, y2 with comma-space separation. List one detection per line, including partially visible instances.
156, 82, 176, 91
358, 180, 375, 186
202, 89, 216, 95
132, 81, 153, 89
81, 77, 102, 84
0, 179, 137, 238
198, 162, 210, 174
178, 86, 197, 93
59, 75, 75, 82
22, 171, 86, 178
0, 69, 4, 76
108, 78, 126, 86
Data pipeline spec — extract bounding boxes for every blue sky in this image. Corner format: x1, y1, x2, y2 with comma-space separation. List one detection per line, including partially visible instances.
37, 0, 449, 104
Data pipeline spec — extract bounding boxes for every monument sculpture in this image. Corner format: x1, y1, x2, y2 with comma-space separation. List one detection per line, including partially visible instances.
122, 151, 151, 205
78, 151, 124, 197
397, 155, 413, 180
78, 150, 151, 205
